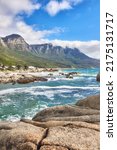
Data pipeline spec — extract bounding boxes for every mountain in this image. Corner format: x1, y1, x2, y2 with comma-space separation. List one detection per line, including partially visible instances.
1, 34, 30, 51
0, 35, 63, 67
0, 34, 100, 68
30, 44, 99, 68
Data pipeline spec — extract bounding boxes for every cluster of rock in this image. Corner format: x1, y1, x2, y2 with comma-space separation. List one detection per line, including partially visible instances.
96, 73, 100, 82
0, 71, 100, 84
0, 73, 47, 84
0, 94, 100, 150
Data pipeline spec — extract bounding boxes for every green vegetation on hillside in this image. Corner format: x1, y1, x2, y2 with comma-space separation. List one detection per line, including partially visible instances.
0, 46, 68, 68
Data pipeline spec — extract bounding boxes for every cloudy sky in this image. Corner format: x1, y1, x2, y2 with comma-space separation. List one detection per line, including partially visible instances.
0, 0, 100, 58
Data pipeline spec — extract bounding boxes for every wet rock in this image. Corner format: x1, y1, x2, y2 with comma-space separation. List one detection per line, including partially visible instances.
59, 72, 65, 76
76, 94, 100, 110
0, 72, 48, 84
17, 77, 35, 84
96, 73, 100, 82
66, 74, 73, 78
17, 76, 47, 84
65, 72, 80, 79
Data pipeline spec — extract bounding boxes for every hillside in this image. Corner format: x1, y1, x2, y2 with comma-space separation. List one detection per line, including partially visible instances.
0, 34, 100, 68
0, 45, 67, 67
31, 44, 99, 68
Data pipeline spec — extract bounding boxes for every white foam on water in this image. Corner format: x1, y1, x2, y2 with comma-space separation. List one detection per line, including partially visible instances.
59, 94, 70, 98
26, 88, 74, 100
73, 93, 84, 98
0, 85, 100, 97
23, 104, 48, 119
0, 88, 17, 95
80, 73, 96, 77
27, 85, 100, 90
6, 114, 21, 122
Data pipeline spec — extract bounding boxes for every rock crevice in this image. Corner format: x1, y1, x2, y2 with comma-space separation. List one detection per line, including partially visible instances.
37, 128, 49, 150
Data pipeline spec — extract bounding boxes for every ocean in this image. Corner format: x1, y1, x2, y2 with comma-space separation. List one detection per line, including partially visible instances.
0, 68, 100, 121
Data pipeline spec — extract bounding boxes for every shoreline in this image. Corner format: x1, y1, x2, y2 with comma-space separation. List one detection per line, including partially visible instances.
0, 68, 82, 84
0, 73, 100, 149
0, 68, 59, 84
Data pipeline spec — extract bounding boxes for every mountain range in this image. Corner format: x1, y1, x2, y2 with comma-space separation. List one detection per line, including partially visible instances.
0, 34, 100, 68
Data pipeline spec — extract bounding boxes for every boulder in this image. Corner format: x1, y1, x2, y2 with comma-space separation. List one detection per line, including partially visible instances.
41, 125, 99, 150
34, 115, 100, 123
0, 118, 100, 149
17, 76, 47, 84
76, 94, 100, 110
32, 105, 99, 122
17, 77, 35, 84
0, 121, 46, 150
0, 73, 48, 84
96, 73, 100, 82
21, 119, 100, 130
65, 72, 80, 78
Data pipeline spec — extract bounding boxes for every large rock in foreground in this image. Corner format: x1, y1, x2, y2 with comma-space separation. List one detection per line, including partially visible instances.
0, 121, 46, 150
76, 94, 100, 110
0, 93, 100, 150
32, 105, 99, 123
0, 121, 99, 150
20, 120, 100, 150
41, 125, 99, 150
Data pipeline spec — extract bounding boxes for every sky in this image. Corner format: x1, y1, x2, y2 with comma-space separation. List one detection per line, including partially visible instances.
0, 0, 100, 58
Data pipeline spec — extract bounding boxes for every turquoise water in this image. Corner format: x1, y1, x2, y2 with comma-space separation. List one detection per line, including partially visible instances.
0, 68, 100, 121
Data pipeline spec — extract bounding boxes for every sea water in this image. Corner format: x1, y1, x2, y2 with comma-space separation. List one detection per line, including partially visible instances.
0, 68, 100, 121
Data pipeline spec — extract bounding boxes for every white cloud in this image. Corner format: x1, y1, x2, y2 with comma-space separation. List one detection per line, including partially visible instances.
0, 0, 41, 36
16, 21, 63, 44
40, 39, 100, 59
0, 0, 62, 43
45, 0, 83, 16
45, 0, 72, 16
0, 0, 40, 16
0, 0, 100, 59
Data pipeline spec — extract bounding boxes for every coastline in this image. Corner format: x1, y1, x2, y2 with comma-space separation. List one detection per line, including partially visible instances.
0, 70, 100, 149
0, 94, 100, 150
0, 68, 82, 84
0, 68, 58, 84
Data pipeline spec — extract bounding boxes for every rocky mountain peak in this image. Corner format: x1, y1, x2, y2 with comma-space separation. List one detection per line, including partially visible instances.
4, 34, 22, 39
2, 34, 24, 44
1, 34, 30, 51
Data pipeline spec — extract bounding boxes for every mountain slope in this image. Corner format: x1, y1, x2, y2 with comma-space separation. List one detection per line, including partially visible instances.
1, 34, 30, 51
0, 45, 66, 67
30, 44, 99, 68
0, 34, 100, 68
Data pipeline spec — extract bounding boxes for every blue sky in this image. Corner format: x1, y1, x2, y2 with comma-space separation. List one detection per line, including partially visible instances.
0, 0, 100, 58
24, 0, 100, 41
